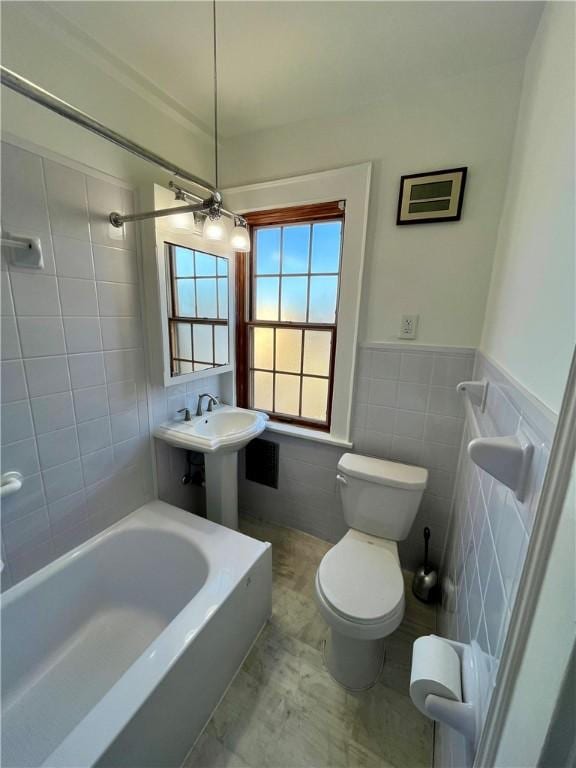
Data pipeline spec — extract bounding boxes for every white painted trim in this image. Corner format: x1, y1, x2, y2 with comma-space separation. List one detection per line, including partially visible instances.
474, 349, 576, 766
142, 184, 236, 390
361, 341, 475, 356
224, 163, 372, 443
265, 421, 352, 449
225, 163, 370, 196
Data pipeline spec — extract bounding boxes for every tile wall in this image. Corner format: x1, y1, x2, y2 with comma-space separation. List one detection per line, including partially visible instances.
0, 142, 153, 588
238, 343, 475, 570
149, 373, 224, 513
238, 431, 347, 543
435, 351, 556, 768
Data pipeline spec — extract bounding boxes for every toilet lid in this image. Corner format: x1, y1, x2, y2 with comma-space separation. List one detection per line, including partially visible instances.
318, 536, 404, 623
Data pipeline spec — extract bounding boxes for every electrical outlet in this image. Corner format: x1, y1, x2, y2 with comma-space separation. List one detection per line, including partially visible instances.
399, 314, 419, 339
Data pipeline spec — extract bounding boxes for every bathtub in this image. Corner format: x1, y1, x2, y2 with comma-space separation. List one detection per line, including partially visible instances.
1, 500, 272, 768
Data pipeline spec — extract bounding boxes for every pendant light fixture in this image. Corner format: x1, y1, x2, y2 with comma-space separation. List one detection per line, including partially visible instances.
230, 218, 251, 252
169, 209, 196, 232
106, 1, 250, 247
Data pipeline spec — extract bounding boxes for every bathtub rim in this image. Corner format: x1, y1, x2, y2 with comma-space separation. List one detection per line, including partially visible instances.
2, 500, 271, 768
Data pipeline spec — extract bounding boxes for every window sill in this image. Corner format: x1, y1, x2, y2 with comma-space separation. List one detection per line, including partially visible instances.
265, 420, 353, 449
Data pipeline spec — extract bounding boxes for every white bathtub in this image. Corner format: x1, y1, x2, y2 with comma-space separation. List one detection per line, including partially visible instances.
1, 500, 272, 768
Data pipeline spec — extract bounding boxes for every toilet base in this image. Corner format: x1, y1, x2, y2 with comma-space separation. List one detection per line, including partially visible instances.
323, 629, 386, 691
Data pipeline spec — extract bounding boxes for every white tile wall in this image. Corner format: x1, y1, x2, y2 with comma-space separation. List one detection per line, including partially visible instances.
0, 142, 153, 589
237, 343, 474, 567
149, 374, 226, 515
353, 344, 473, 567
436, 351, 556, 768
238, 431, 346, 543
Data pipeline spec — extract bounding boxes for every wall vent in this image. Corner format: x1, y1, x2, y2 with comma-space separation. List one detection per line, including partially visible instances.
245, 438, 279, 489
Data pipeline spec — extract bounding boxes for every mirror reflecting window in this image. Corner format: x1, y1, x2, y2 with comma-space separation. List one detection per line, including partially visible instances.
166, 243, 229, 376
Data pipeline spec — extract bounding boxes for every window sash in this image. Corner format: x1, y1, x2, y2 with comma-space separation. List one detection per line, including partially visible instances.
168, 318, 229, 374
166, 243, 230, 376
250, 221, 342, 326
236, 203, 344, 431
247, 322, 336, 428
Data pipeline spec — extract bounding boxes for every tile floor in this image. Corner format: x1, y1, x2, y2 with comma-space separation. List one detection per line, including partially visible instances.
185, 517, 436, 768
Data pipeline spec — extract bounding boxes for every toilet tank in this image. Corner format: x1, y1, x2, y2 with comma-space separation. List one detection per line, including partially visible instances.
337, 453, 428, 540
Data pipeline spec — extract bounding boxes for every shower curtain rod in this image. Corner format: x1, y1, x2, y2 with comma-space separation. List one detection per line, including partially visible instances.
0, 66, 217, 195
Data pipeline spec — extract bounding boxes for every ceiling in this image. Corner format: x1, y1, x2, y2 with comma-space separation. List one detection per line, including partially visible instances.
46, 1, 543, 138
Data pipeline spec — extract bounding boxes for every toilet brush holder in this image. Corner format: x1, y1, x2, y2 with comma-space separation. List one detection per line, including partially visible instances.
410, 634, 483, 747
413, 527, 439, 603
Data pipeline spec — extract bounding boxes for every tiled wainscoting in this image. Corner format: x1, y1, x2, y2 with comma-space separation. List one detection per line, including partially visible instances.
435, 351, 556, 768
238, 431, 347, 544
0, 142, 153, 588
239, 343, 474, 570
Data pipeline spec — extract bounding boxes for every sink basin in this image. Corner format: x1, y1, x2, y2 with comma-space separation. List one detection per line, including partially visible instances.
154, 406, 268, 454
153, 406, 268, 531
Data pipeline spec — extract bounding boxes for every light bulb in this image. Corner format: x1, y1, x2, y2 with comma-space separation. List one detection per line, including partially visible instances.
230, 224, 251, 252
203, 214, 226, 241
169, 210, 195, 232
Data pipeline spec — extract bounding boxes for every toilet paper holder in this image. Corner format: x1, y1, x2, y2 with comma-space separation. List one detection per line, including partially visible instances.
410, 635, 482, 746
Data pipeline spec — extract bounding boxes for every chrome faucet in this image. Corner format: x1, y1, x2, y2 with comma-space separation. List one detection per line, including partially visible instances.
196, 393, 219, 417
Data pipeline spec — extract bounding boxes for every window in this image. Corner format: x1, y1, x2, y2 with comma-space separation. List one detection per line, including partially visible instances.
236, 203, 344, 429
166, 243, 229, 375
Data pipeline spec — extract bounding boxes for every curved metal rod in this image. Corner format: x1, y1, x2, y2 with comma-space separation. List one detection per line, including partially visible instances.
109, 192, 246, 229
0, 66, 216, 194
110, 200, 210, 228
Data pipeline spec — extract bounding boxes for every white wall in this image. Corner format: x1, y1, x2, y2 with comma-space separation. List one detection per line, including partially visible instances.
222, 61, 526, 348
0, 2, 214, 189
480, 2, 575, 414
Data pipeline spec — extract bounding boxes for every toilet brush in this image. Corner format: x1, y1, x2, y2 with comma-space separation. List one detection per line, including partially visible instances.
412, 527, 439, 603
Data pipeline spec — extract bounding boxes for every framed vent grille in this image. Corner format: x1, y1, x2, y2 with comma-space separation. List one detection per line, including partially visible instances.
245, 438, 279, 488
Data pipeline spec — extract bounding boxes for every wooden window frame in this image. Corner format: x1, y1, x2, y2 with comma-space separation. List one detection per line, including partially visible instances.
166, 242, 230, 376
236, 202, 344, 431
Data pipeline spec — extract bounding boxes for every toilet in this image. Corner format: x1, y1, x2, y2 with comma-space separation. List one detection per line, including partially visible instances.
315, 452, 428, 690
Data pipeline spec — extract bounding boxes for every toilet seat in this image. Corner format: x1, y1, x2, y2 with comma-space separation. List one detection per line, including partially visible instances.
316, 530, 405, 639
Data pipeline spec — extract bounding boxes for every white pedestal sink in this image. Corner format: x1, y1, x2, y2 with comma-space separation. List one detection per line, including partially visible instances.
153, 406, 268, 529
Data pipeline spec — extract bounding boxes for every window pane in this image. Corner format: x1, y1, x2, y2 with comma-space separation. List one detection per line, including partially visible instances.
214, 325, 228, 365
176, 279, 196, 317
175, 360, 194, 374
256, 228, 280, 275
280, 276, 307, 322
253, 371, 273, 411
193, 324, 213, 364
196, 278, 217, 317
253, 327, 274, 370
194, 362, 213, 372
282, 225, 310, 274
195, 251, 217, 276
175, 246, 194, 277
311, 221, 341, 273
303, 330, 331, 376
308, 276, 338, 323
217, 257, 228, 276
275, 373, 300, 416
255, 277, 279, 321
175, 322, 192, 360
301, 377, 329, 421
275, 328, 302, 373
217, 278, 228, 319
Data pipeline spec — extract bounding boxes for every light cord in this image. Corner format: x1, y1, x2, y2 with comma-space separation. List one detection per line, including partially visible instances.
212, 0, 219, 190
